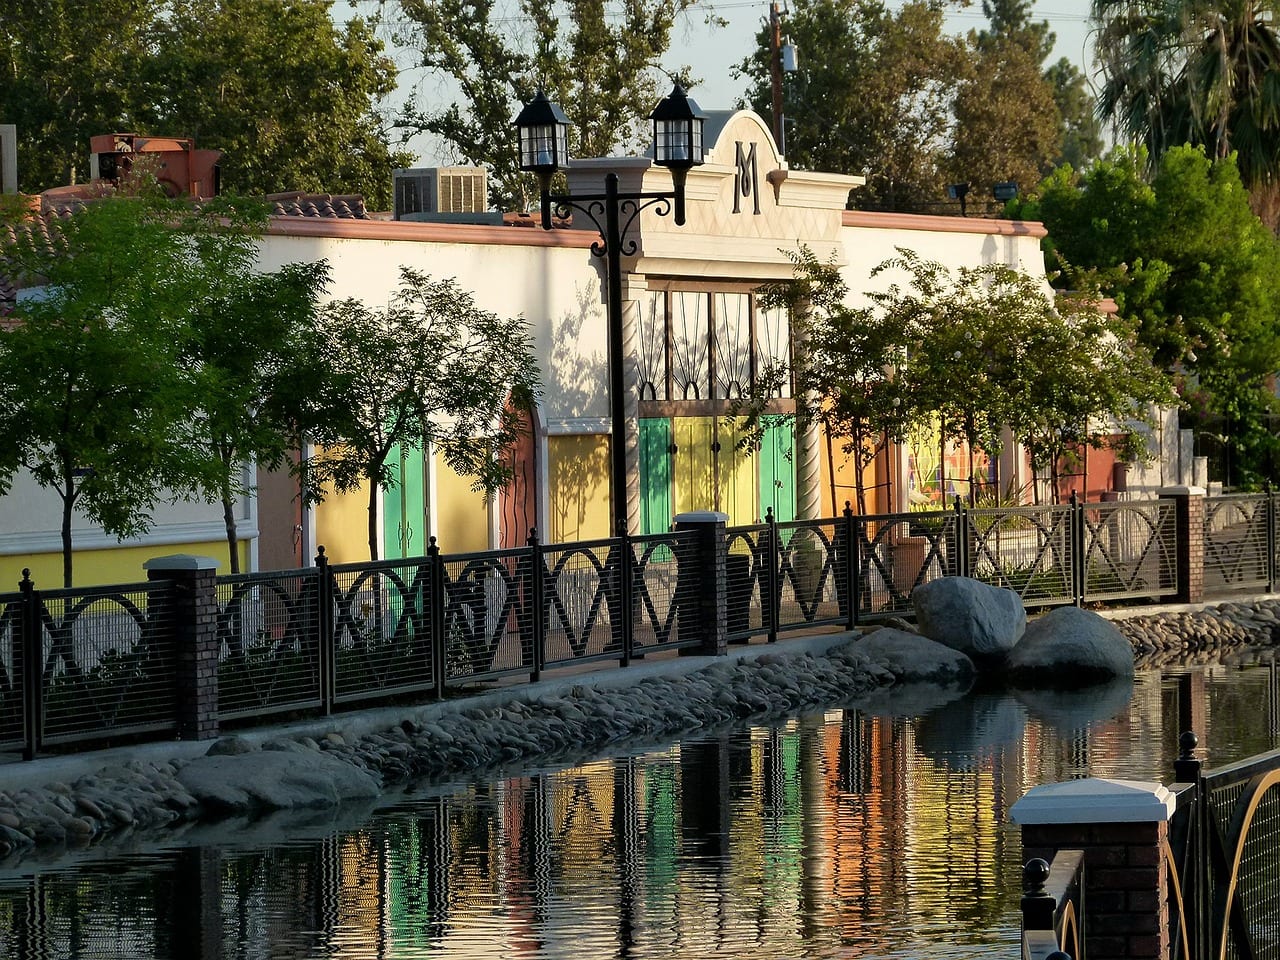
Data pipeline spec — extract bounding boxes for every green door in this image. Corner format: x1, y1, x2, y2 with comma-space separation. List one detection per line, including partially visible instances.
760, 415, 796, 523
639, 418, 673, 534
383, 442, 428, 559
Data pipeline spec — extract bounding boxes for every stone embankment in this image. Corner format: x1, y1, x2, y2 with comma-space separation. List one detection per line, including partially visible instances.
1112, 598, 1280, 668
0, 640, 896, 861
2, 597, 1278, 863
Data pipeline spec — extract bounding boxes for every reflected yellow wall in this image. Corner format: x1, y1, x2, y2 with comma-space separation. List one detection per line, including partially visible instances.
548, 435, 610, 543
4, 538, 248, 590
315, 483, 369, 564
434, 452, 490, 554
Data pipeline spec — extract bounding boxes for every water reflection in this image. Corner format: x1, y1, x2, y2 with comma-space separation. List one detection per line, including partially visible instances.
1, 661, 1278, 959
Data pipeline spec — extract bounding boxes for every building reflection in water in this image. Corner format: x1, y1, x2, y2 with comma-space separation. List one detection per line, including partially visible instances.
0, 660, 1277, 959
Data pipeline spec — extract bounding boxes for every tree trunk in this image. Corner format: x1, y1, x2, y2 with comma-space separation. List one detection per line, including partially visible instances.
367, 478, 380, 561
61, 476, 75, 589
221, 475, 240, 575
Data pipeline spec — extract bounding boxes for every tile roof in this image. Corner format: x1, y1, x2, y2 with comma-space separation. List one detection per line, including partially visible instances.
266, 192, 369, 219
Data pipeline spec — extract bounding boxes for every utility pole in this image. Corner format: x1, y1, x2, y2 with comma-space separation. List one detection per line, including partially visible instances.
770, 1, 785, 154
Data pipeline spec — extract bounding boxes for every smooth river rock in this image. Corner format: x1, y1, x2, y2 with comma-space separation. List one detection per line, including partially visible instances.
912, 577, 1027, 663
1007, 605, 1135, 687
176, 751, 382, 815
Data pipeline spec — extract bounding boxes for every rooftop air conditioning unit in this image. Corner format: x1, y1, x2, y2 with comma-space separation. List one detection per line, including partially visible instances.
393, 166, 488, 220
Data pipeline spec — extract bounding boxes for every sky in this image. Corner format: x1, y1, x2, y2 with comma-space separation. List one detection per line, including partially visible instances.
351, 0, 1099, 167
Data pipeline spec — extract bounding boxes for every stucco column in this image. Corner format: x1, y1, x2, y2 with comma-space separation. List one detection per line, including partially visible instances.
621, 273, 647, 536
791, 301, 822, 520
1011, 777, 1179, 960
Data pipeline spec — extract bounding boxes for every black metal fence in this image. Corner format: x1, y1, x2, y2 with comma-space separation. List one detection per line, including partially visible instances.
1020, 851, 1084, 960
724, 495, 1179, 644
0, 490, 1269, 759
1168, 733, 1280, 960
0, 579, 179, 757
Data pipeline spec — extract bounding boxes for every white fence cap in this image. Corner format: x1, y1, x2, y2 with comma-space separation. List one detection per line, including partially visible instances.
1010, 777, 1177, 824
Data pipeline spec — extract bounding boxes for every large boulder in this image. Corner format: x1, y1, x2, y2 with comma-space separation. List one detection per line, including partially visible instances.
1006, 606, 1135, 688
176, 751, 381, 815
912, 577, 1026, 664
854, 628, 976, 686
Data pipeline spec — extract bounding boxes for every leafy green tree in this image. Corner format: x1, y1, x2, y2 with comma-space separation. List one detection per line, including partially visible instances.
1017, 145, 1280, 485
0, 0, 158, 190
947, 33, 1060, 202
0, 190, 201, 586
174, 198, 331, 572
876, 251, 1168, 504
1046, 58, 1105, 171
137, 0, 410, 209
738, 0, 968, 211
752, 248, 915, 514
1092, 0, 1280, 215
394, 0, 702, 212
1, 0, 408, 205
299, 269, 541, 560
949, 0, 1099, 205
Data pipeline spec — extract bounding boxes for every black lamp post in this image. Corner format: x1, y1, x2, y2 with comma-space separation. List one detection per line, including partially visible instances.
515, 84, 705, 538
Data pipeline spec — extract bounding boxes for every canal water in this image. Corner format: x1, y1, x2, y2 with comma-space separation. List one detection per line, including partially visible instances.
1, 656, 1277, 959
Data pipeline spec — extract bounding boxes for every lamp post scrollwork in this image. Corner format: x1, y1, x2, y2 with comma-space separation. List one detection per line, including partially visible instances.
514, 84, 705, 539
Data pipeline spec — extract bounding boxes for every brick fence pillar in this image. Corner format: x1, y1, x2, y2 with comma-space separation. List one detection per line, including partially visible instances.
1159, 485, 1205, 604
673, 511, 729, 656
144, 554, 221, 742
1011, 777, 1178, 960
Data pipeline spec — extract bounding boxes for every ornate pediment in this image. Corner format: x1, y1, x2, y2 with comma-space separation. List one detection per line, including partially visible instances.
563, 110, 863, 279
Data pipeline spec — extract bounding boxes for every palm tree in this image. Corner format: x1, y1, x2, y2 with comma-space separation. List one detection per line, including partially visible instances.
1092, 0, 1280, 208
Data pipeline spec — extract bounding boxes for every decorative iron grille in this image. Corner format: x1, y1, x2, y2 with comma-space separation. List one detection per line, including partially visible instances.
0, 590, 23, 752
856, 510, 957, 617
1081, 500, 1177, 602
440, 549, 530, 683
966, 504, 1075, 606
725, 524, 769, 642
1204, 494, 1271, 593
36, 581, 178, 746
216, 569, 324, 721
776, 519, 846, 633
328, 558, 436, 704
539, 539, 622, 670
631, 531, 698, 653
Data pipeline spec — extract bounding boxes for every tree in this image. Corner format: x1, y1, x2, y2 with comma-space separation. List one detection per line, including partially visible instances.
1017, 145, 1280, 485
0, 0, 158, 190
394, 0, 704, 212
876, 251, 1168, 504
174, 198, 331, 573
300, 269, 541, 561
1, 0, 409, 205
137, 0, 411, 209
1092, 0, 1280, 218
948, 0, 1097, 205
0, 190, 202, 586
1046, 58, 1105, 171
737, 0, 968, 211
947, 33, 1061, 201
